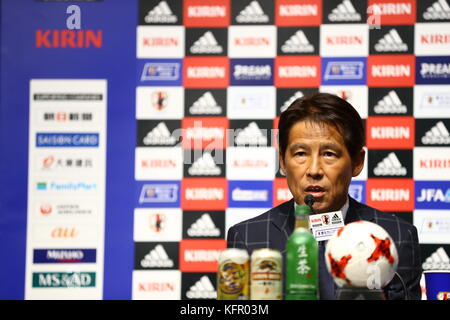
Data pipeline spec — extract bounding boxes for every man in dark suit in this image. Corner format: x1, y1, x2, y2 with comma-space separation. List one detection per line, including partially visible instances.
227, 93, 422, 300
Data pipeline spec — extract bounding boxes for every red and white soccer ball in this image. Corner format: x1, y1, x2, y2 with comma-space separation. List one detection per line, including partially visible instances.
325, 221, 399, 289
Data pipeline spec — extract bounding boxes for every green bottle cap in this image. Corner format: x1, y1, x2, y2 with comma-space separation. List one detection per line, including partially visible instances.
295, 204, 311, 217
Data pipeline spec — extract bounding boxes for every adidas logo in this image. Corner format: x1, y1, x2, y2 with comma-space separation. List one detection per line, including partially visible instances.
374, 29, 408, 52
373, 152, 407, 176
331, 213, 342, 224
235, 121, 268, 146
190, 31, 223, 54
280, 91, 304, 113
189, 91, 222, 115
140, 244, 174, 268
421, 121, 450, 145
188, 152, 221, 176
187, 213, 221, 237
328, 0, 361, 22
373, 90, 407, 114
145, 0, 178, 24
236, 0, 269, 23
422, 247, 450, 270
281, 30, 314, 53
143, 122, 176, 145
186, 276, 217, 299
423, 0, 450, 20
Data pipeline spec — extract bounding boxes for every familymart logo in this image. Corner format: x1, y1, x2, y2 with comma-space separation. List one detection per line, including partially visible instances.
32, 272, 96, 288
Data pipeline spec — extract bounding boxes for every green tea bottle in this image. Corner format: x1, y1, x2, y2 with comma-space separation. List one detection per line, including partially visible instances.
285, 204, 318, 300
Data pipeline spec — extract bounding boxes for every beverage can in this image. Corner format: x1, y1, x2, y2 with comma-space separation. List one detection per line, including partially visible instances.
217, 248, 249, 300
250, 248, 283, 300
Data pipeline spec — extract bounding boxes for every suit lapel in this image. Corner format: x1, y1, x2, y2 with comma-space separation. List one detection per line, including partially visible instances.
269, 199, 295, 252
345, 197, 376, 224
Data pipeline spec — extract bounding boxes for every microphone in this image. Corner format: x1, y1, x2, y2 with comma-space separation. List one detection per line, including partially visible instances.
304, 194, 315, 214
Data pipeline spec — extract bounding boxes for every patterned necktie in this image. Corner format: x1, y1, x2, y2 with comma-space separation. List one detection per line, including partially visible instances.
318, 240, 336, 300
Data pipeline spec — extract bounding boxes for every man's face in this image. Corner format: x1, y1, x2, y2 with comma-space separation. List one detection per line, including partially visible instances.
280, 120, 365, 213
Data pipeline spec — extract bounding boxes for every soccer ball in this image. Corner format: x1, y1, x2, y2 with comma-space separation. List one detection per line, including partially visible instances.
325, 221, 398, 289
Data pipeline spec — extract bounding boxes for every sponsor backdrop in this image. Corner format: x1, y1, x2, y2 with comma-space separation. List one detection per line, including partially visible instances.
1, 0, 450, 299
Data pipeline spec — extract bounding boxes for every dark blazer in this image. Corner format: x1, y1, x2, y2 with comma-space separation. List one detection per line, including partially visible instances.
227, 197, 422, 300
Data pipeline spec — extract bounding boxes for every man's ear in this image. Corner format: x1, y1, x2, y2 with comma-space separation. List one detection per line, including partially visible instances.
279, 152, 286, 176
352, 148, 365, 177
